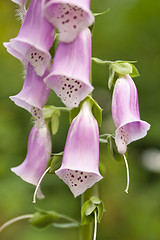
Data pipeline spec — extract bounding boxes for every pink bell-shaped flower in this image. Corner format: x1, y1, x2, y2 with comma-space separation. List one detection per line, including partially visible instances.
4, 0, 55, 76
44, 28, 93, 108
10, 63, 50, 128
42, 0, 94, 42
11, 124, 52, 198
55, 100, 103, 197
112, 75, 150, 155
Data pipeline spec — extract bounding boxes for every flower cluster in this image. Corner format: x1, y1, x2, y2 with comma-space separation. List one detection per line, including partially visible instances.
6, 0, 101, 199
5, 0, 150, 202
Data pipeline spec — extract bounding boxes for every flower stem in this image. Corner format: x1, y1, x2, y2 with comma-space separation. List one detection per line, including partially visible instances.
93, 211, 97, 240
0, 214, 33, 232
33, 167, 50, 203
80, 188, 93, 240
123, 154, 130, 194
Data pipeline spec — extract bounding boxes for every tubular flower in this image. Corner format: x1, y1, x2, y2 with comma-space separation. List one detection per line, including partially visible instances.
42, 0, 94, 43
55, 100, 103, 197
44, 28, 93, 108
11, 124, 52, 198
4, 0, 55, 76
112, 75, 150, 155
10, 63, 50, 128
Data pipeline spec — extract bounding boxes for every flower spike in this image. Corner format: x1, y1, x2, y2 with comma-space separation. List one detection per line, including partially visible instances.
44, 28, 93, 108
55, 100, 103, 197
43, 0, 94, 43
112, 75, 150, 155
10, 63, 50, 128
4, 0, 55, 76
11, 124, 52, 199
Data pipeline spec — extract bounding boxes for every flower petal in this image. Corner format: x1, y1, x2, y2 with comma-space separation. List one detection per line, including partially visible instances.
44, 28, 93, 108
55, 101, 102, 197
43, 0, 94, 42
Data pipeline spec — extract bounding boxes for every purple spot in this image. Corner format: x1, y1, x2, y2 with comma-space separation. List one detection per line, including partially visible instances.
75, 89, 78, 91
73, 25, 77, 29
71, 175, 74, 178
80, 180, 83, 182
84, 176, 87, 179
74, 184, 77, 186
80, 172, 83, 175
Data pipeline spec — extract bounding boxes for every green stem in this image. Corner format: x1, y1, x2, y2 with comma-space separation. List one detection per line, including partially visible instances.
80, 188, 93, 240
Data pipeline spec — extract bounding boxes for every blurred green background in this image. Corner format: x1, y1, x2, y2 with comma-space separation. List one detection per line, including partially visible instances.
0, 0, 160, 239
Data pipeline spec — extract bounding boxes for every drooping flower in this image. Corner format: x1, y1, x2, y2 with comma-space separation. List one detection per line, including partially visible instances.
55, 100, 103, 197
42, 0, 94, 43
112, 74, 150, 155
10, 63, 50, 128
4, 0, 55, 76
11, 124, 52, 198
44, 28, 93, 108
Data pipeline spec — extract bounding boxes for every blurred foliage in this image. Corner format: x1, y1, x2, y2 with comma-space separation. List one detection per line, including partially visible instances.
0, 0, 160, 239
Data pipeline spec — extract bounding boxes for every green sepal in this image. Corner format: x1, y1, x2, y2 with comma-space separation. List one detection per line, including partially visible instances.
49, 33, 59, 58
43, 106, 56, 119
108, 135, 124, 162
30, 211, 59, 229
92, 57, 112, 65
114, 62, 133, 75
70, 96, 102, 127
108, 64, 116, 89
30, 210, 79, 229
47, 152, 63, 174
51, 109, 60, 135
93, 8, 110, 17
81, 196, 105, 225
130, 64, 140, 77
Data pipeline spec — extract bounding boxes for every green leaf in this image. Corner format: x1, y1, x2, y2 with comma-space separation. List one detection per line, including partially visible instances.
81, 197, 105, 225
51, 109, 60, 135
91, 97, 103, 127
97, 202, 105, 223
92, 57, 112, 65
70, 96, 102, 127
90, 196, 101, 205
81, 200, 95, 225
114, 62, 133, 75
85, 202, 96, 216
70, 106, 80, 124
108, 136, 124, 162
93, 8, 110, 17
130, 64, 140, 77
47, 152, 63, 174
30, 211, 59, 229
43, 106, 56, 119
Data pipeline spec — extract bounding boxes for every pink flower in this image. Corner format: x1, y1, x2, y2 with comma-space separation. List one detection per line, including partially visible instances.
44, 28, 93, 108
4, 0, 55, 76
112, 75, 150, 154
55, 100, 103, 197
11, 124, 52, 198
43, 0, 94, 42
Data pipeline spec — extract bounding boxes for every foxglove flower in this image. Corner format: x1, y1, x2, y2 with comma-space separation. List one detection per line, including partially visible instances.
4, 0, 55, 76
10, 63, 50, 128
11, 124, 52, 198
55, 101, 103, 197
112, 75, 150, 155
44, 28, 93, 108
43, 0, 94, 42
